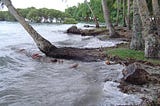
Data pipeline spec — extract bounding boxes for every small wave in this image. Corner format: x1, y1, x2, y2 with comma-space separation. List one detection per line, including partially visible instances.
0, 56, 17, 67
102, 81, 142, 105
0, 87, 23, 105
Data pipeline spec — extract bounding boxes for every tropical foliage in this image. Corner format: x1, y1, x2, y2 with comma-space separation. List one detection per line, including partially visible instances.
65, 0, 118, 23
63, 18, 77, 24
0, 7, 68, 23
0, 0, 159, 25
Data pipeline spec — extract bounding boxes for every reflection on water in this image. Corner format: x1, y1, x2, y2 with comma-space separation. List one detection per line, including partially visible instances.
0, 22, 141, 106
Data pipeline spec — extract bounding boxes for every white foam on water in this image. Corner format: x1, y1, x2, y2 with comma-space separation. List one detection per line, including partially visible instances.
102, 81, 142, 105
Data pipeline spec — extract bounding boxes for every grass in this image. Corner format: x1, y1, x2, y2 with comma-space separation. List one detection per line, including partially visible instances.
106, 48, 160, 65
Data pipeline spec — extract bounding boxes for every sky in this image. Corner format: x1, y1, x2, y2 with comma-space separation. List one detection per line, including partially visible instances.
8, 0, 86, 11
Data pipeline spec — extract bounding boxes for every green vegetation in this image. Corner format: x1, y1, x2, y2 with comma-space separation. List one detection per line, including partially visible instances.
107, 48, 144, 59
0, 11, 16, 21
0, 7, 68, 23
65, 0, 128, 25
65, 0, 107, 23
63, 18, 78, 24
63, 18, 77, 24
0, 0, 126, 24
0, 0, 157, 25
107, 48, 160, 65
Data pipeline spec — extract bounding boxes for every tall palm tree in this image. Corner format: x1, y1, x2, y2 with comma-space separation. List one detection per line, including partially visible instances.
101, 0, 120, 38
122, 0, 127, 27
130, 0, 144, 50
115, 0, 121, 26
84, 0, 100, 28
136, 0, 160, 59
136, 0, 150, 38
63, 0, 99, 27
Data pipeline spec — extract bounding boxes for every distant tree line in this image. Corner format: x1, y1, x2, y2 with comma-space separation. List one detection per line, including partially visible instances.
0, 0, 160, 25
0, 7, 76, 23
0, 0, 123, 24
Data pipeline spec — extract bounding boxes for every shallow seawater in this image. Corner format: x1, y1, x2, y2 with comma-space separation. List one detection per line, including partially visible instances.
0, 22, 141, 106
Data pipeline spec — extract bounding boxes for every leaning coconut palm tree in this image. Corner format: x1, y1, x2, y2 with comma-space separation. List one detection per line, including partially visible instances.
1, 0, 56, 54
84, 0, 100, 28
101, 0, 120, 38
0, 0, 105, 61
63, 0, 100, 28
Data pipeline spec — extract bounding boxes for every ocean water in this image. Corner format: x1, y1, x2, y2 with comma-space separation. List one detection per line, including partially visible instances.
0, 22, 141, 106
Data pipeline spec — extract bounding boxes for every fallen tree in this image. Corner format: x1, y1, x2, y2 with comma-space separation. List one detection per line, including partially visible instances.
1, 0, 105, 62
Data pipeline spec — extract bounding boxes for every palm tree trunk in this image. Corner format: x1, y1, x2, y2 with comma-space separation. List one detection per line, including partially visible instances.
85, 0, 100, 28
101, 0, 120, 38
136, 0, 150, 38
152, 0, 160, 35
127, 0, 131, 30
130, 0, 144, 50
122, 0, 127, 27
115, 0, 121, 26
3, 0, 57, 54
137, 0, 160, 59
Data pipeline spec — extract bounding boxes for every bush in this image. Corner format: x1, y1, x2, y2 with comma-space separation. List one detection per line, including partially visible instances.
63, 18, 77, 24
